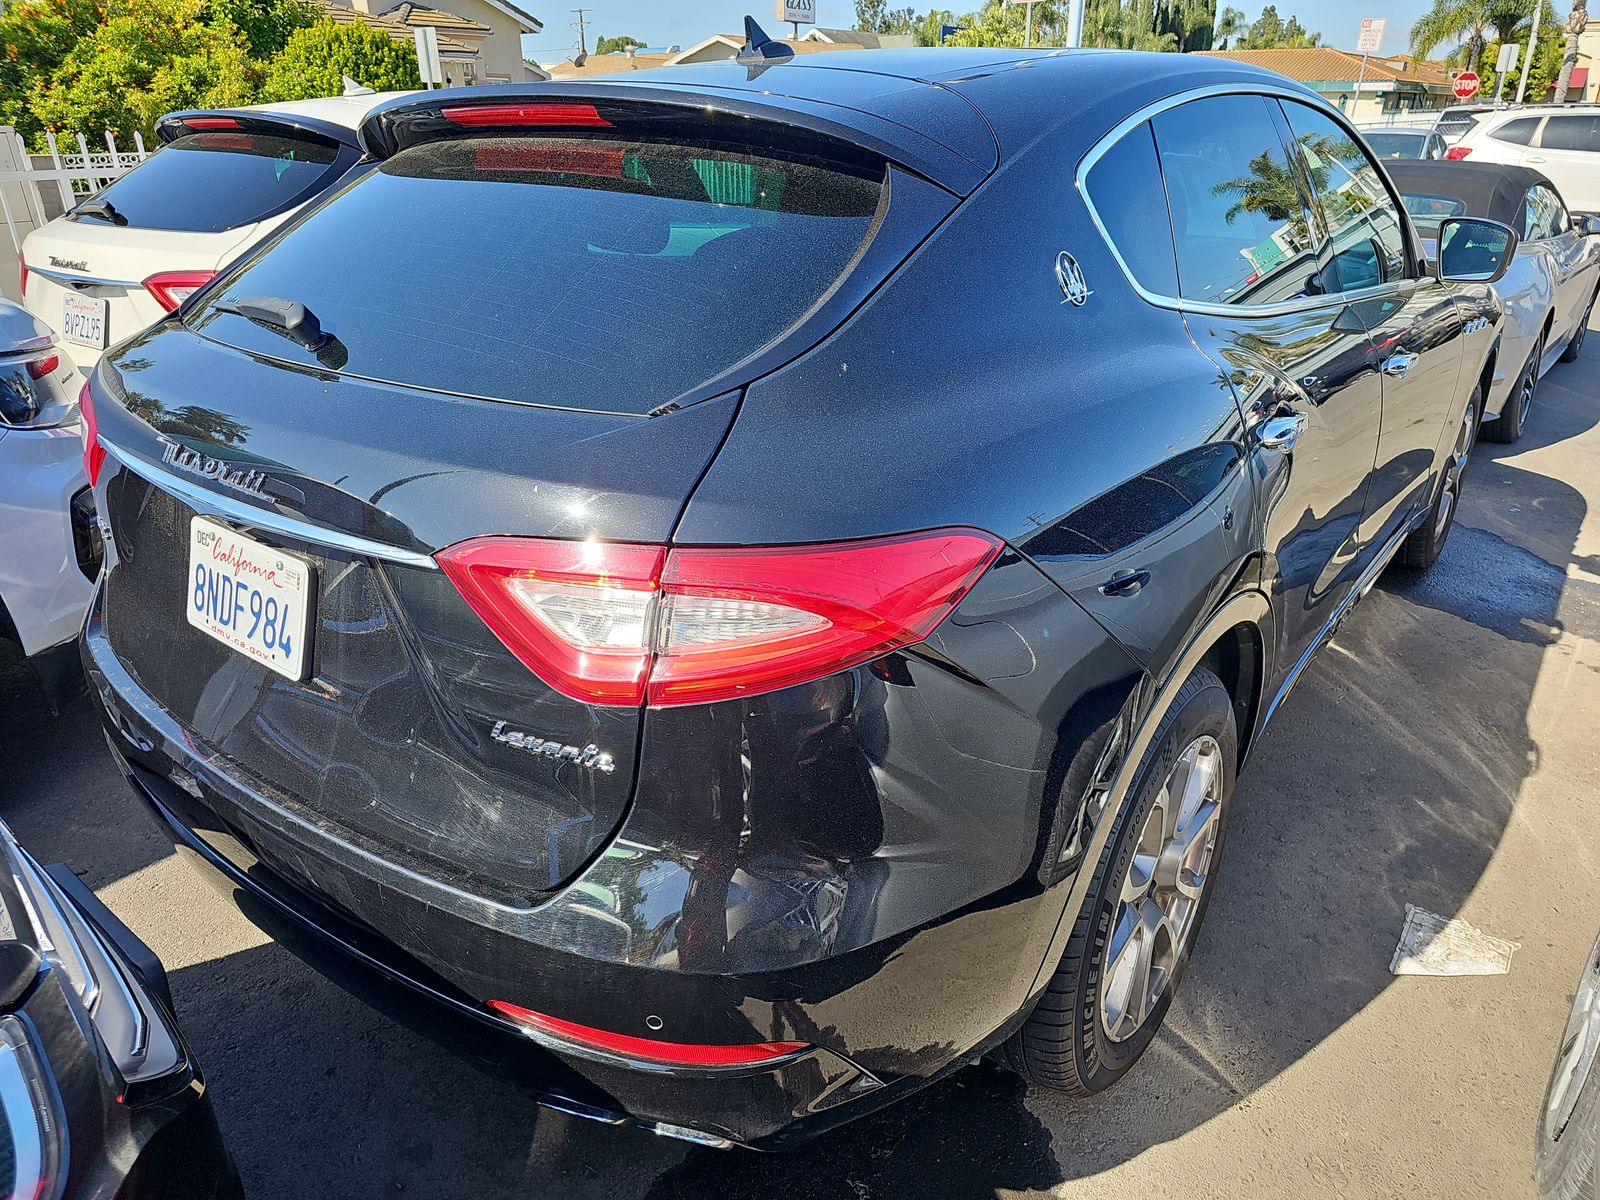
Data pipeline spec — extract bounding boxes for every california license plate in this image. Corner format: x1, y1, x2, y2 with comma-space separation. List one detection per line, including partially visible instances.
185, 517, 312, 681
61, 294, 107, 349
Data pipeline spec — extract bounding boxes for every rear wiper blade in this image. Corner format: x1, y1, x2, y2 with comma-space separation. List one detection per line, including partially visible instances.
71, 199, 126, 226
211, 295, 348, 369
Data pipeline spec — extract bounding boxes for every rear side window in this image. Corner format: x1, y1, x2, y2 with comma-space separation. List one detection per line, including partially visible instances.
74, 132, 344, 233
1540, 115, 1600, 151
1401, 192, 1467, 236
1082, 121, 1178, 296
197, 138, 885, 415
1280, 100, 1409, 293
1491, 117, 1541, 146
1525, 185, 1569, 240
1151, 95, 1319, 306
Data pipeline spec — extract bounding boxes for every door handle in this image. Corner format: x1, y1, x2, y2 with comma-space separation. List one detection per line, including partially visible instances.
1381, 352, 1420, 378
1256, 412, 1308, 451
1099, 569, 1150, 597
1527, 155, 1547, 163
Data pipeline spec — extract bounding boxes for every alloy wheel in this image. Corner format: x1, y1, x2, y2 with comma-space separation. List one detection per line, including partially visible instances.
1518, 349, 1539, 427
1100, 734, 1225, 1042
1544, 950, 1600, 1143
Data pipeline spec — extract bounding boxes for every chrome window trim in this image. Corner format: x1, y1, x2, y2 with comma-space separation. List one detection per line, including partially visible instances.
1077, 82, 1409, 318
25, 264, 142, 290
102, 436, 440, 570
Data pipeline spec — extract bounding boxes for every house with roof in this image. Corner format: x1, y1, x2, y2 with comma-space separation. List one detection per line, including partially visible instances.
317, 0, 544, 84
542, 35, 861, 78
1200, 48, 1457, 121
800, 27, 913, 49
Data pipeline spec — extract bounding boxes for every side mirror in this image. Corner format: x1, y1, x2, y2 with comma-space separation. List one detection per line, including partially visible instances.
1437, 216, 1519, 284
1573, 212, 1600, 236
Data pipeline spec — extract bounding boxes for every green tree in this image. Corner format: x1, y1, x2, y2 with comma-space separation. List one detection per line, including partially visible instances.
0, 0, 106, 144
1232, 4, 1321, 49
855, 0, 917, 34
1408, 0, 1548, 73
258, 19, 420, 101
30, 0, 261, 144
205, 0, 314, 57
912, 9, 956, 44
594, 33, 643, 54
1482, 28, 1564, 99
1213, 4, 1245, 48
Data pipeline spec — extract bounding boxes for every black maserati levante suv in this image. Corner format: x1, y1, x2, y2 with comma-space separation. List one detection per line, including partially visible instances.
76, 47, 1513, 1148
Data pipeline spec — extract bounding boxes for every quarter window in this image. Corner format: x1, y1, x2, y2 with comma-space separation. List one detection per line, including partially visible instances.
1525, 185, 1569, 241
1151, 95, 1320, 306
1280, 100, 1409, 294
1541, 115, 1600, 151
1082, 121, 1178, 296
1491, 117, 1540, 146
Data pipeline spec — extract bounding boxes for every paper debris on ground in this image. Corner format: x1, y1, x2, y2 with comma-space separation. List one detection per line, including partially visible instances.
1390, 904, 1519, 976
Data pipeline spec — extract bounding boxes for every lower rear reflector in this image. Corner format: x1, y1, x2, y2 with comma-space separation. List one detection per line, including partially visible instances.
486, 1000, 807, 1067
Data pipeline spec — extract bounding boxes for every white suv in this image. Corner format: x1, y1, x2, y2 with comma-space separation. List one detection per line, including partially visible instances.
1449, 106, 1600, 212
20, 93, 405, 376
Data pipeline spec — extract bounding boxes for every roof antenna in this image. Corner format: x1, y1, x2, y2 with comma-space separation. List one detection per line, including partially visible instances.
341, 74, 375, 96
737, 15, 794, 63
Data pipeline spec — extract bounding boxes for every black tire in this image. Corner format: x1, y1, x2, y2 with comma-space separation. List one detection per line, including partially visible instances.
1485, 336, 1541, 445
1535, 932, 1600, 1200
1399, 385, 1479, 571
1561, 290, 1597, 364
1002, 668, 1236, 1095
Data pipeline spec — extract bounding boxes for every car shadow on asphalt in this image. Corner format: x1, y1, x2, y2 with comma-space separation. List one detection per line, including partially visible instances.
0, 364, 1595, 1198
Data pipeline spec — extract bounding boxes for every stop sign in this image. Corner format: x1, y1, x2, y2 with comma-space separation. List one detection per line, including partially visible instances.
1454, 71, 1480, 100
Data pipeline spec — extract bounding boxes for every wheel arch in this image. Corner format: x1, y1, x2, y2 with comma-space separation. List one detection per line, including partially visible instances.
1025, 588, 1272, 999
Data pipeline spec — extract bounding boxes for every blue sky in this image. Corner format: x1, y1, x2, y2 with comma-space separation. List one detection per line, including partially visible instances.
521, 2, 1439, 64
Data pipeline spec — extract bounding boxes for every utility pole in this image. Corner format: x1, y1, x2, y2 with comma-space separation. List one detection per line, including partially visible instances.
1517, 0, 1543, 103
1066, 0, 1084, 46
570, 6, 589, 57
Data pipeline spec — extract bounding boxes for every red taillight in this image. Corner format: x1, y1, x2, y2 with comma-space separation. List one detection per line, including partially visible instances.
143, 270, 216, 312
436, 529, 1002, 707
78, 381, 105, 485
486, 1000, 807, 1067
441, 103, 612, 128
184, 116, 242, 130
24, 355, 57, 381
1445, 146, 1473, 160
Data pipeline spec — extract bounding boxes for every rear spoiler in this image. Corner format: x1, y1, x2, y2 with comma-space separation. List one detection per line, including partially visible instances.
357, 82, 995, 196
157, 109, 365, 150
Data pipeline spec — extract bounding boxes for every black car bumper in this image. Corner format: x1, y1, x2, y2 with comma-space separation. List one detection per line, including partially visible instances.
4, 850, 240, 1199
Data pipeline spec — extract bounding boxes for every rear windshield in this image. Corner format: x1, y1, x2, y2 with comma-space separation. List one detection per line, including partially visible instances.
194, 137, 885, 415
1364, 131, 1425, 159
1400, 192, 1467, 235
75, 131, 344, 233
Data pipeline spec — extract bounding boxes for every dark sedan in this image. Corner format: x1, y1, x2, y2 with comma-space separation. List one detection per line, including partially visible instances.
0, 819, 239, 1197
76, 44, 1512, 1148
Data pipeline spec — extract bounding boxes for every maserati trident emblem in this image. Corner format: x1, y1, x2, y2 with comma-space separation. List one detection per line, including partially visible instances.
159, 436, 270, 498
1055, 251, 1093, 307
490, 722, 616, 774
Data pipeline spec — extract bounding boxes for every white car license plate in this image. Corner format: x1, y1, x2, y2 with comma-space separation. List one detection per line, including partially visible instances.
185, 517, 312, 681
61, 294, 108, 349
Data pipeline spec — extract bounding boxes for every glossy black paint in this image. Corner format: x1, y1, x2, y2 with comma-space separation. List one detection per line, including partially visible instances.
81, 49, 1503, 1147
0, 842, 241, 1199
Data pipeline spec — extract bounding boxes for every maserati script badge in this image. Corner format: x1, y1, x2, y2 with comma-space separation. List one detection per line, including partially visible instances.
159, 436, 270, 498
490, 722, 616, 774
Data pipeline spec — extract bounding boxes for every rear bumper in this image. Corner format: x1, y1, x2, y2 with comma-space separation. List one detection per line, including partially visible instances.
81, 599, 1084, 1148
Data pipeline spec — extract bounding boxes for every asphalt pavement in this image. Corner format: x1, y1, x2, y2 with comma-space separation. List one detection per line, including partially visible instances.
4, 329, 1600, 1199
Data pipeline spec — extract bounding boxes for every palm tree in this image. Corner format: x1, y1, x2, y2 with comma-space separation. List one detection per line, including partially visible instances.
1214, 4, 1245, 48
1410, 0, 1499, 73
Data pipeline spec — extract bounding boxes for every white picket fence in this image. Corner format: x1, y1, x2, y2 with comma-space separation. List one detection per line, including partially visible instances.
0, 128, 150, 301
